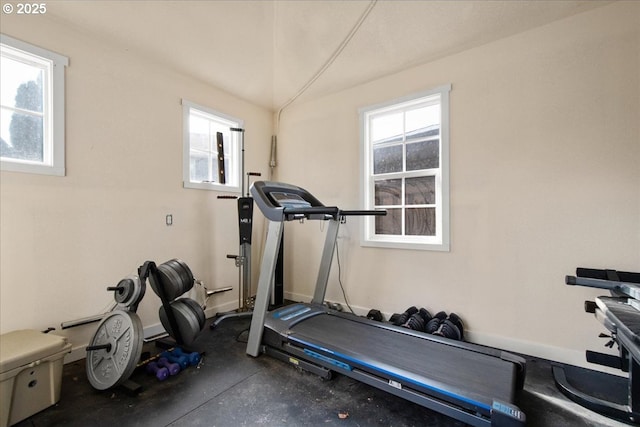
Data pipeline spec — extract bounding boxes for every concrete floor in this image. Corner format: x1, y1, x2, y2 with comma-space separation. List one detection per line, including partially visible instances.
13, 317, 630, 427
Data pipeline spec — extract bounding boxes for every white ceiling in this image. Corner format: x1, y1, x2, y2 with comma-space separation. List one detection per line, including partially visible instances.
47, 0, 611, 112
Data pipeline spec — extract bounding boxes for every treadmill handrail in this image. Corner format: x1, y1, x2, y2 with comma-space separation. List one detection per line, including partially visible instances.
283, 206, 340, 220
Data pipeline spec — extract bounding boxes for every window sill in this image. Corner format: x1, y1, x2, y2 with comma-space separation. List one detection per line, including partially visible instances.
1, 160, 65, 177
360, 238, 450, 252
183, 180, 241, 193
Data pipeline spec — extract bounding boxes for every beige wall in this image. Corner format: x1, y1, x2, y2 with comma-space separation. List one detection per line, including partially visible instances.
0, 14, 273, 353
0, 2, 638, 370
275, 2, 640, 368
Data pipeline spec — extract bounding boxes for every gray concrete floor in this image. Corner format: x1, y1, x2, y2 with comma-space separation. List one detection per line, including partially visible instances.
13, 317, 630, 426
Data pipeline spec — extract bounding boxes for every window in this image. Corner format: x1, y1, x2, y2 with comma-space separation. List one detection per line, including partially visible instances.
182, 100, 243, 192
360, 85, 451, 251
1, 34, 68, 176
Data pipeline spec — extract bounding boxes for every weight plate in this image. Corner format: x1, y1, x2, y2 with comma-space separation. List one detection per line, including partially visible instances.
159, 300, 201, 346
165, 260, 189, 296
86, 310, 143, 390
114, 276, 145, 309
182, 298, 206, 329
157, 263, 183, 301
114, 277, 135, 306
170, 259, 194, 294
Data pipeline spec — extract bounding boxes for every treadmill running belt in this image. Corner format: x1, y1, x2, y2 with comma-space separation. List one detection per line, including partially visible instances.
288, 313, 516, 412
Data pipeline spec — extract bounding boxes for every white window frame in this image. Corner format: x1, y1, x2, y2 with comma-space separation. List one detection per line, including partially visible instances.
360, 85, 451, 251
0, 34, 68, 176
182, 99, 243, 193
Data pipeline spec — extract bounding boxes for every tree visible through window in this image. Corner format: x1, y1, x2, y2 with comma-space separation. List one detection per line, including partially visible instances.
1, 34, 68, 176
2, 75, 44, 161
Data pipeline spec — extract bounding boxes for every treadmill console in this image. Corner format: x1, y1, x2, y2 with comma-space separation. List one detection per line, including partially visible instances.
250, 181, 339, 222
269, 192, 312, 209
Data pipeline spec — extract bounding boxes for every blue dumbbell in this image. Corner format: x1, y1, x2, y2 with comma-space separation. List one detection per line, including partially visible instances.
157, 357, 181, 375
173, 348, 201, 366
146, 361, 169, 381
160, 351, 188, 370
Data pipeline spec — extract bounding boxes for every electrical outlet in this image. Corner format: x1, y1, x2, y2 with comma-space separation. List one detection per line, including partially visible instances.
166, 214, 173, 226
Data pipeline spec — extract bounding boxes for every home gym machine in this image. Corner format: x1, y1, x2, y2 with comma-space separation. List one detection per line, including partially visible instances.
553, 268, 640, 424
245, 181, 527, 427
210, 128, 283, 329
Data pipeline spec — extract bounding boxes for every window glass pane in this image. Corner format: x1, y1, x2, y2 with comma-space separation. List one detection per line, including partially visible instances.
373, 144, 402, 174
0, 55, 44, 113
406, 139, 439, 171
405, 176, 435, 205
371, 112, 403, 144
375, 179, 402, 206
405, 104, 439, 135
189, 114, 211, 152
406, 125, 439, 143
406, 207, 436, 236
375, 208, 401, 235
0, 108, 43, 161
190, 153, 210, 182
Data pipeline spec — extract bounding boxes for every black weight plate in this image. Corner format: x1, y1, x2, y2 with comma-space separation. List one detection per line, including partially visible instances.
165, 259, 191, 296
159, 301, 200, 346
157, 263, 183, 301
173, 301, 200, 343
181, 298, 205, 329
86, 310, 143, 390
169, 259, 194, 294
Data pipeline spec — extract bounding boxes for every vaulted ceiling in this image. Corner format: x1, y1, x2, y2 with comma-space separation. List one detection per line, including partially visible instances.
46, 0, 611, 111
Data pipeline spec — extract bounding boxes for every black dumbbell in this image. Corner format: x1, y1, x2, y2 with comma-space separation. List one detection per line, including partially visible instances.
366, 309, 384, 322
425, 311, 447, 334
391, 306, 418, 326
433, 313, 464, 341
430, 313, 464, 341
402, 308, 432, 331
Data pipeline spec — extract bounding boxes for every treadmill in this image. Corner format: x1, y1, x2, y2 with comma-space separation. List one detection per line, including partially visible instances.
246, 181, 527, 426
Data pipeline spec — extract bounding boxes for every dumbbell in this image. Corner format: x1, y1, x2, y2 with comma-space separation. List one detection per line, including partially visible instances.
391, 306, 418, 326
146, 361, 169, 381
157, 357, 181, 375
425, 311, 447, 334
433, 313, 464, 341
366, 309, 384, 322
173, 348, 201, 366
427, 312, 464, 341
402, 308, 432, 331
160, 351, 189, 370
